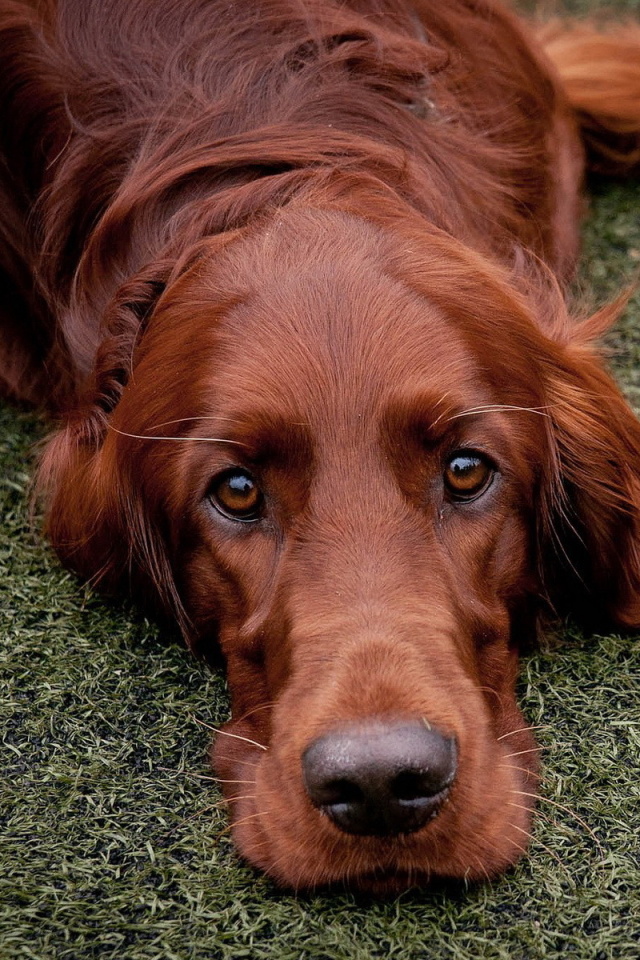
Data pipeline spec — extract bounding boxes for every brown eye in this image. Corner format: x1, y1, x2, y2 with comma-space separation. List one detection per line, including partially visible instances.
209, 469, 263, 521
444, 451, 494, 501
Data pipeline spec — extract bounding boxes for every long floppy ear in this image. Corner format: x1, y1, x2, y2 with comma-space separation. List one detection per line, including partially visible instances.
38, 229, 245, 637
541, 304, 640, 629
36, 260, 186, 622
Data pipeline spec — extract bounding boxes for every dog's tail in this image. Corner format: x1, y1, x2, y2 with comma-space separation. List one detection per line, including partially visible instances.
538, 20, 640, 175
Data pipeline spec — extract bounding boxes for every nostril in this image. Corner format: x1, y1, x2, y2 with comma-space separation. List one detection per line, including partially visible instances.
393, 761, 456, 803
317, 778, 364, 807
302, 720, 457, 837
394, 770, 435, 802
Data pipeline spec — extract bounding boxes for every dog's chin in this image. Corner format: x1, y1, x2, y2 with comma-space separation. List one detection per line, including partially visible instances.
233, 815, 532, 895
320, 868, 480, 898
312, 869, 437, 898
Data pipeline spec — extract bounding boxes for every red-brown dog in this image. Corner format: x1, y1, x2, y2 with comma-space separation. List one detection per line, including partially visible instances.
2, 0, 640, 892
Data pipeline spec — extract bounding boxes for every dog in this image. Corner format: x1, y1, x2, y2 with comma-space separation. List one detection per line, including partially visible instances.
1, 0, 640, 893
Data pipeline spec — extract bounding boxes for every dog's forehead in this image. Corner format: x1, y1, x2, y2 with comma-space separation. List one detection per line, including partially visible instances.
204, 227, 484, 427
156, 210, 546, 454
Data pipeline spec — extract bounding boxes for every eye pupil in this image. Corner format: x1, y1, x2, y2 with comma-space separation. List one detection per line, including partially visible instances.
444, 452, 493, 500
210, 470, 263, 520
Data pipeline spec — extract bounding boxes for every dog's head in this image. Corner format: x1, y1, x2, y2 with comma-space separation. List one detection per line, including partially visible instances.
41, 203, 640, 891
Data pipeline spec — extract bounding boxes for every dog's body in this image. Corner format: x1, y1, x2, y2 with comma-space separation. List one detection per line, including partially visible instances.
2, 0, 640, 892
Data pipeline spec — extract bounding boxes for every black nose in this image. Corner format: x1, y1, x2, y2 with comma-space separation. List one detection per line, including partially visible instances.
302, 721, 457, 837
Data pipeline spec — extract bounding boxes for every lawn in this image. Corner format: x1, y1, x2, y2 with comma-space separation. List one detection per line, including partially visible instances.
1, 2, 639, 958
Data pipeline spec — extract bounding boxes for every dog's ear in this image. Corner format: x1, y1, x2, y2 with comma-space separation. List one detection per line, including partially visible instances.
37, 262, 186, 624
38, 231, 243, 634
541, 303, 640, 629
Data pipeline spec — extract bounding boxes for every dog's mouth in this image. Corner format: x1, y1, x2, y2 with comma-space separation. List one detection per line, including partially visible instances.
213, 709, 538, 893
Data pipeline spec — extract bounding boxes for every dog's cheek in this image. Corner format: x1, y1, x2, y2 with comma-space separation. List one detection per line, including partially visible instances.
177, 523, 286, 673
178, 545, 243, 642
439, 512, 537, 694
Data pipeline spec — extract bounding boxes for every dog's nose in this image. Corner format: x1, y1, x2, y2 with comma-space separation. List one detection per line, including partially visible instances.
302, 721, 457, 836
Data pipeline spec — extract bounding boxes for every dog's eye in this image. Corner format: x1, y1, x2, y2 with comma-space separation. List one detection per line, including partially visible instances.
209, 469, 264, 521
444, 451, 494, 501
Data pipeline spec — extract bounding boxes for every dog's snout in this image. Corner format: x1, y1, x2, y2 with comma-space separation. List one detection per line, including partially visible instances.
302, 722, 457, 837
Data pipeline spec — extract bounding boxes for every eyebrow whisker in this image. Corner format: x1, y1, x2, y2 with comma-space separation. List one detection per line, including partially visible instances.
107, 424, 248, 445
443, 404, 551, 422
146, 416, 243, 428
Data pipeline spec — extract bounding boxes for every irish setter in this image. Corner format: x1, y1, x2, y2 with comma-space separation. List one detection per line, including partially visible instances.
1, 0, 640, 893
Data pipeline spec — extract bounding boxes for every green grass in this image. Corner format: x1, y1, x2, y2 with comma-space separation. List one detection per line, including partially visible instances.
2, 7, 640, 960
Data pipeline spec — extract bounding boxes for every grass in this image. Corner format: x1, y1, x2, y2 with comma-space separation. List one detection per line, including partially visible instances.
1, 4, 640, 959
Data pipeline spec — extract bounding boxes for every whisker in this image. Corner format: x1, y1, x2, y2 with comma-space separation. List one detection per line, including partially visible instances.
215, 810, 264, 839
214, 755, 261, 769
147, 416, 242, 428
234, 701, 278, 724
499, 763, 541, 779
471, 853, 492, 885
505, 836, 530, 859
512, 790, 604, 858
502, 747, 543, 759
193, 716, 268, 751
183, 796, 254, 817
107, 424, 247, 445
477, 685, 505, 708
509, 800, 551, 819
509, 802, 587, 862
507, 796, 599, 860
145, 415, 310, 429
264, 849, 296, 883
509, 822, 573, 880
429, 391, 454, 428
443, 404, 551, 422
206, 777, 257, 786
158, 767, 257, 786
163, 801, 227, 837
497, 724, 551, 741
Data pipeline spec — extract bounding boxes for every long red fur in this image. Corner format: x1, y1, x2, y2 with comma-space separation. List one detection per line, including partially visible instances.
1, 0, 640, 892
